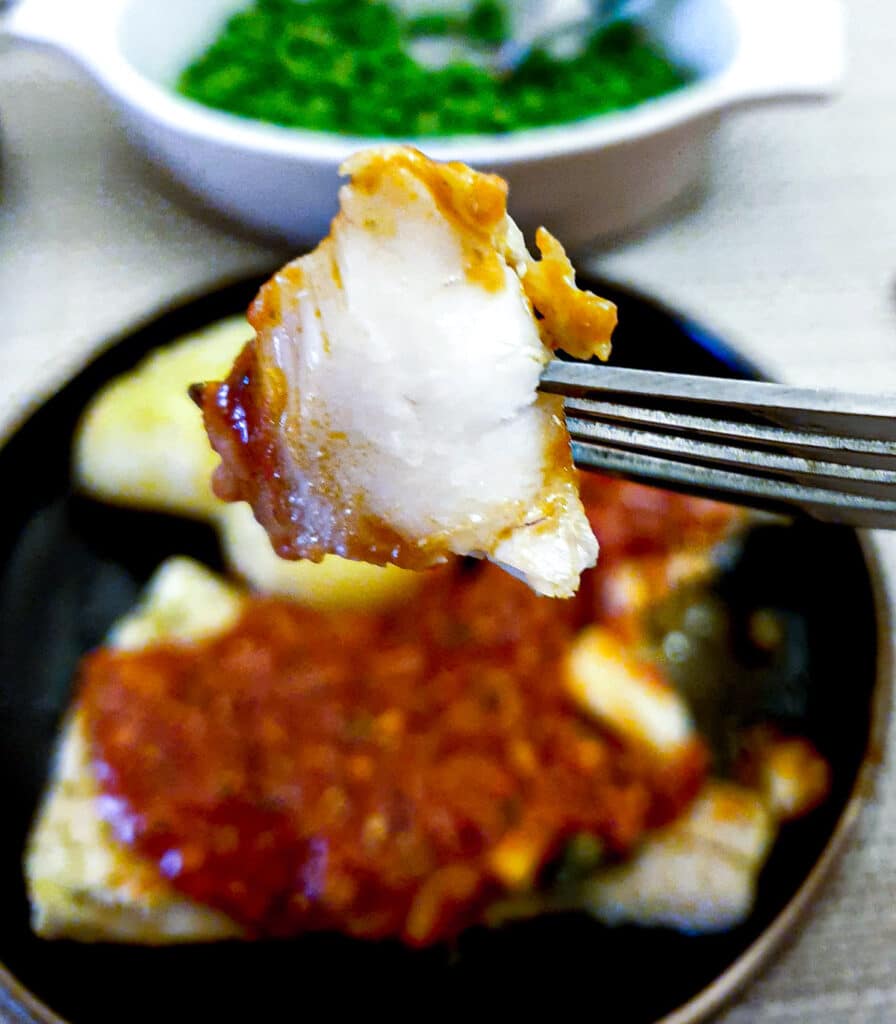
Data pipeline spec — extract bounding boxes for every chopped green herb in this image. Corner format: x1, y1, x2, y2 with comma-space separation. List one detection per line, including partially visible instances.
178, 0, 691, 137
466, 0, 509, 45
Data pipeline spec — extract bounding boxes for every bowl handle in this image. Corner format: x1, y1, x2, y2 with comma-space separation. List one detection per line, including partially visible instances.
0, 0, 106, 55
722, 0, 845, 103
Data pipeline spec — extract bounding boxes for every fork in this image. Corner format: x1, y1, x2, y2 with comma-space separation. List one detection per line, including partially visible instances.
494, 0, 660, 75
538, 361, 896, 528
409, 0, 660, 75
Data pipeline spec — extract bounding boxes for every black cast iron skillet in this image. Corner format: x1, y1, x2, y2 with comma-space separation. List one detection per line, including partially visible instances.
0, 274, 889, 1022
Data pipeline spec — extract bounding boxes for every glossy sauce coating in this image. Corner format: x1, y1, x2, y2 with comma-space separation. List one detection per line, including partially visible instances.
346, 147, 510, 292
80, 479, 730, 946
521, 228, 617, 361
197, 340, 428, 567
196, 147, 616, 587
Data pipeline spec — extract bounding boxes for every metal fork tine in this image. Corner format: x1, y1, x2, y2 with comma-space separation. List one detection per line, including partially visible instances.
539, 360, 896, 527
562, 396, 896, 467
541, 362, 896, 440
570, 442, 896, 529
565, 416, 896, 500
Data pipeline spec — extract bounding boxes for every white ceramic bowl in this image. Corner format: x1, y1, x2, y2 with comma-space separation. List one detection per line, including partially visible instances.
2, 0, 843, 248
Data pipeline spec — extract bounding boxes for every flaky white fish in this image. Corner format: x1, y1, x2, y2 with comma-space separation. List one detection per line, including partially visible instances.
197, 146, 617, 597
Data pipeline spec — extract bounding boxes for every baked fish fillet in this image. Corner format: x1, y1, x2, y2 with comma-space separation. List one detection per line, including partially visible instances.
196, 146, 618, 598
25, 559, 245, 942
72, 319, 422, 611
27, 559, 778, 943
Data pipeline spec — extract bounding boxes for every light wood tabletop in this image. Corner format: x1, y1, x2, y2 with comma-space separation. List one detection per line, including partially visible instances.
2, 2, 895, 1020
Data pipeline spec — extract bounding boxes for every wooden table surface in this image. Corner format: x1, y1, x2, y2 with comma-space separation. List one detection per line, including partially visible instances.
2, 3, 895, 1020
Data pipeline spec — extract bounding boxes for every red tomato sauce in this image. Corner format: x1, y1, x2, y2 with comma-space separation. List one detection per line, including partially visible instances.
79, 479, 732, 945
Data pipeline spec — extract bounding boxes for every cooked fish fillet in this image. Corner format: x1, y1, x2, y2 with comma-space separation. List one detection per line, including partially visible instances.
26, 713, 242, 943
26, 558, 245, 942
486, 781, 775, 934
105, 555, 245, 649
27, 559, 776, 943
73, 318, 420, 611
585, 782, 775, 933
196, 146, 617, 598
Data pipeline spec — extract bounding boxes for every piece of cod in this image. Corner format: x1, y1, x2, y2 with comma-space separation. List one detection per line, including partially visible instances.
195, 146, 617, 598
71, 320, 422, 612
27, 559, 779, 942
26, 559, 245, 942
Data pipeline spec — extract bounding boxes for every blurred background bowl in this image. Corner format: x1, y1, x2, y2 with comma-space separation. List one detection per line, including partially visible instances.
1, 0, 843, 248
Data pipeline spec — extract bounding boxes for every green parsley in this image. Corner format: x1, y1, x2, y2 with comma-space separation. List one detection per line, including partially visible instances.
177, 0, 690, 137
